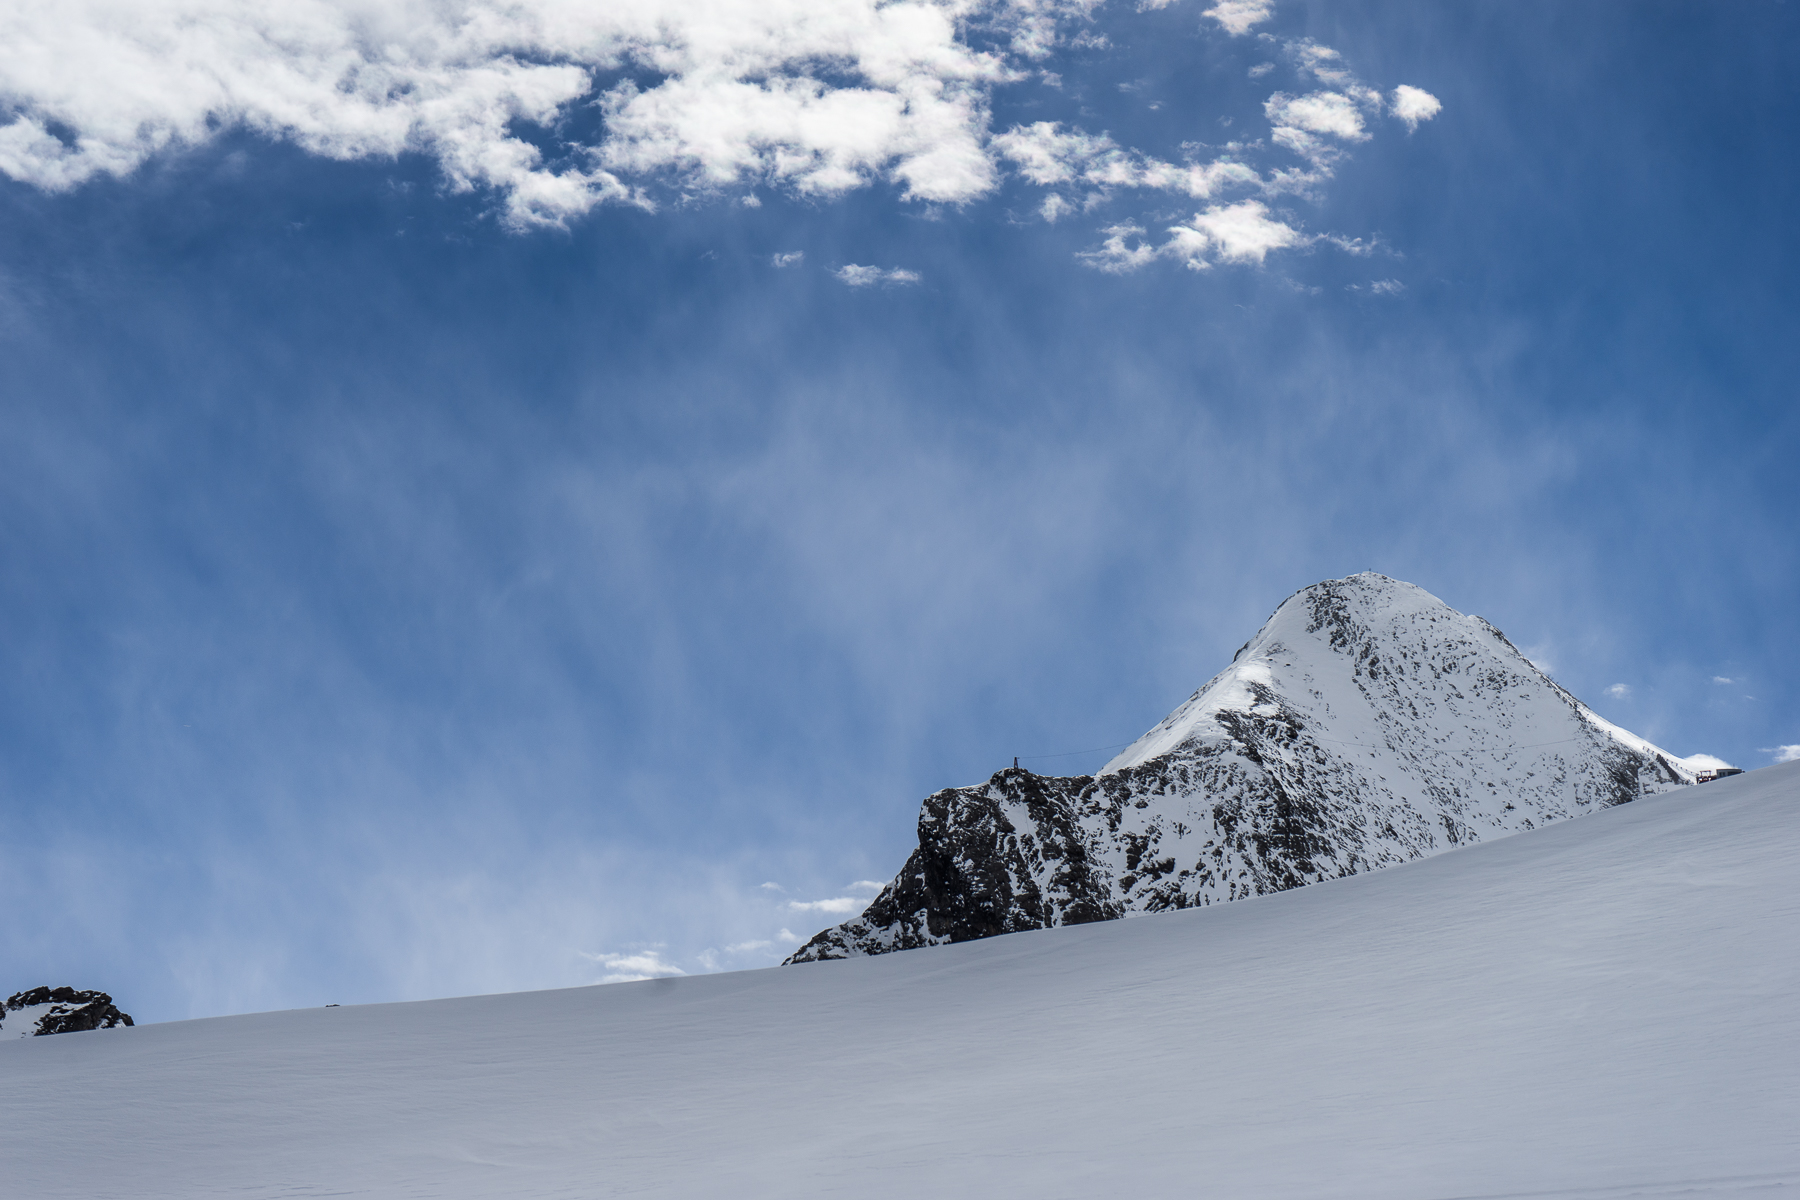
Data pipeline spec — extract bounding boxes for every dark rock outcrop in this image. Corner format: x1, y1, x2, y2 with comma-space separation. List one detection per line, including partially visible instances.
3, 986, 135, 1036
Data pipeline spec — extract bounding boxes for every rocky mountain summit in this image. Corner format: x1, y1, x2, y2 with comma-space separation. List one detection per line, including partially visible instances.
788, 573, 1698, 962
3, 987, 135, 1037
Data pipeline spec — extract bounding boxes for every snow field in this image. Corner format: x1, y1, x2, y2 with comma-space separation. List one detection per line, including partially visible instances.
4, 763, 1798, 1199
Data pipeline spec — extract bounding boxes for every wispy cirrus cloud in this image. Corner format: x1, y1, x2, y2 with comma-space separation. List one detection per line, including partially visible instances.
583, 947, 686, 984
836, 265, 922, 287
786, 896, 870, 914
726, 939, 774, 953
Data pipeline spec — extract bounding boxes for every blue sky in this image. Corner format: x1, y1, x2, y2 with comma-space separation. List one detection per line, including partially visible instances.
1, 0, 1795, 1022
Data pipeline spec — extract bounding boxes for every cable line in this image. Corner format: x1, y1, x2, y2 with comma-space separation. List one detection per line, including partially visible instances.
1018, 739, 1138, 761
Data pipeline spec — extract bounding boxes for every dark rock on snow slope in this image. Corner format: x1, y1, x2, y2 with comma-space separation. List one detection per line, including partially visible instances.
788, 574, 1697, 963
3, 987, 134, 1037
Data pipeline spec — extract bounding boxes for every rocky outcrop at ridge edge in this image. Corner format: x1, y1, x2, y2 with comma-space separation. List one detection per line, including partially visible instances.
3, 986, 135, 1036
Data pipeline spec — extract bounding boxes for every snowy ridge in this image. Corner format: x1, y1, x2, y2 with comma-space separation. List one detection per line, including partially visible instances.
789, 573, 1695, 962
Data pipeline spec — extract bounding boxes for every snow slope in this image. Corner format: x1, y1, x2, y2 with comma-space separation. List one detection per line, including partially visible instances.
5, 763, 1797, 1199
791, 573, 1695, 961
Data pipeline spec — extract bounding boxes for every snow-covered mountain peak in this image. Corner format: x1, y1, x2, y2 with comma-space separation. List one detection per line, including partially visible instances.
1102, 574, 1472, 772
788, 574, 1698, 963
1102, 572, 1677, 781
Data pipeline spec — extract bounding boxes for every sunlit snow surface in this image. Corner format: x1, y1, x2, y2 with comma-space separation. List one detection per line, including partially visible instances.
6, 764, 1798, 1199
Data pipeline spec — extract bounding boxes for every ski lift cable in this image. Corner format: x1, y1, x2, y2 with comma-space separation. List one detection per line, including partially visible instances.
1018, 740, 1138, 761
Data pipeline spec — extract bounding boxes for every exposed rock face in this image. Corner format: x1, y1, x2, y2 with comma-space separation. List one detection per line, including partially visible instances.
788, 574, 1696, 963
3, 986, 135, 1037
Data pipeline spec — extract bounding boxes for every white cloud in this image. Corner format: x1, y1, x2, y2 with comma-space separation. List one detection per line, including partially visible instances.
1773, 746, 1800, 764
0, 0, 1436, 271
995, 122, 1119, 186
583, 948, 685, 984
993, 121, 1260, 199
772, 252, 806, 268
1266, 127, 1338, 173
0, 0, 1119, 226
847, 880, 889, 892
1680, 753, 1735, 773
1244, 46, 1428, 210
1288, 39, 1353, 86
1265, 92, 1370, 143
1323, 234, 1377, 255
776, 928, 801, 943
1079, 223, 1161, 272
1391, 85, 1443, 131
1605, 683, 1632, 700
758, 881, 786, 892
1248, 62, 1275, 79
1168, 200, 1305, 266
1082, 201, 1305, 272
1203, 1, 1276, 36
786, 896, 869, 914
1712, 676, 1736, 685
835, 264, 921, 286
